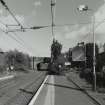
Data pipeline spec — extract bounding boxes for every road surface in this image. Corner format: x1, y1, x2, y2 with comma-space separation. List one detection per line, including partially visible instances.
0, 71, 46, 105
31, 75, 98, 105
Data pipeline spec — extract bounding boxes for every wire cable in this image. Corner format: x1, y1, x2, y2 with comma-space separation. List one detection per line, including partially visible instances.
0, 27, 34, 55
0, 0, 24, 29
11, 32, 36, 53
81, 18, 105, 41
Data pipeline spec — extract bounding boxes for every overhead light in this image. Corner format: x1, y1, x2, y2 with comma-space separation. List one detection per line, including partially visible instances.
77, 5, 88, 11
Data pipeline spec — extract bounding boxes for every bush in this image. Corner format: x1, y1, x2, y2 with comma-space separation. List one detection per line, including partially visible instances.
80, 68, 93, 84
5, 50, 31, 72
0, 65, 6, 73
96, 72, 104, 87
96, 72, 105, 87
14, 64, 29, 73
80, 68, 105, 87
14, 64, 27, 70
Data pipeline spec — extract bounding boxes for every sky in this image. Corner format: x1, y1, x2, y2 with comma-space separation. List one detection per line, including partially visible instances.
0, 0, 104, 56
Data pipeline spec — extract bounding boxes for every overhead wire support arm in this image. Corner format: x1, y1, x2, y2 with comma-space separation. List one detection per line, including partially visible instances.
0, 0, 24, 29
6, 25, 49, 33
30, 25, 49, 29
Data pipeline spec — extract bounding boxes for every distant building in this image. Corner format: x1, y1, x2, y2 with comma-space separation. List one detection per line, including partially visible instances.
72, 43, 85, 62
70, 43, 85, 68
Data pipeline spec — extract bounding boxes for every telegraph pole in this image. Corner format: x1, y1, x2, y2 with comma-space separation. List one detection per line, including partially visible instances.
50, 0, 56, 62
33, 56, 35, 70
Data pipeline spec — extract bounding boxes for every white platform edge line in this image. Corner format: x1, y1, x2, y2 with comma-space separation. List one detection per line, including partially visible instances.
44, 75, 55, 105
28, 75, 49, 105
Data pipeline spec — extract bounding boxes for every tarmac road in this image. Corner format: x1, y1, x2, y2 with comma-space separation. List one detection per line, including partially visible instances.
0, 71, 46, 105
32, 75, 98, 105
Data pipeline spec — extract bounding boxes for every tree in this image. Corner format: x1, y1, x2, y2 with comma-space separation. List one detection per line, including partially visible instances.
5, 50, 31, 71
86, 43, 99, 71
68, 48, 72, 62
5, 50, 16, 68
51, 39, 62, 61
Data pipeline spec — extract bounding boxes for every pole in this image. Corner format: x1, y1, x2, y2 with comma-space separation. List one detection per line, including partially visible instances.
77, 5, 97, 91
92, 15, 96, 91
51, 0, 56, 62
51, 0, 55, 40
33, 56, 34, 70
85, 43, 86, 68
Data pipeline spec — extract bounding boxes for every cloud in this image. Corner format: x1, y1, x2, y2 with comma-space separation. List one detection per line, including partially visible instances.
63, 26, 70, 32
94, 2, 105, 34
94, 2, 105, 22
63, 24, 79, 32
54, 24, 92, 50
1, 15, 24, 24
63, 1, 105, 45
32, 9, 37, 16
92, 1, 105, 45
64, 24, 91, 41
0, 9, 3, 15
32, 1, 42, 16
34, 1, 42, 7
55, 32, 63, 40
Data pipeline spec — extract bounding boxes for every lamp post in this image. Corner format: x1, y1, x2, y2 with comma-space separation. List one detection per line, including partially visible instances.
77, 5, 96, 91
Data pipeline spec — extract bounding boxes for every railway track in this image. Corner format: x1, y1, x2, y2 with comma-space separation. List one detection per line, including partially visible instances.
28, 75, 48, 105
4, 72, 46, 105
0, 71, 46, 105
0, 72, 44, 91
2, 72, 100, 105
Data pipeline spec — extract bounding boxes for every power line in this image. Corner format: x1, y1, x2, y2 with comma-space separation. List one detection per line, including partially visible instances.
7, 33, 25, 47
11, 32, 36, 53
0, 0, 24, 29
0, 20, 45, 55
10, 32, 42, 56
0, 0, 105, 47
8, 35, 34, 55
0, 28, 34, 54
0, 22, 28, 48
0, 19, 6, 26
7, 31, 36, 55
81, 18, 105, 41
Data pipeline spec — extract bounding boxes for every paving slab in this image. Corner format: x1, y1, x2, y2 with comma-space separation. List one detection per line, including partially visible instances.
66, 71, 105, 105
